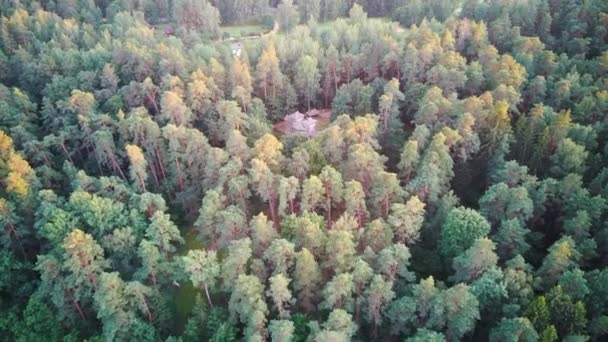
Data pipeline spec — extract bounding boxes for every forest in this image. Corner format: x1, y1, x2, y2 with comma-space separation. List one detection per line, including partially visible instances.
0, 0, 607, 341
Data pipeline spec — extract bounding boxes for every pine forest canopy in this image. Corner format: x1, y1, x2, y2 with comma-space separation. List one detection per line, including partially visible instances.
0, 0, 608, 341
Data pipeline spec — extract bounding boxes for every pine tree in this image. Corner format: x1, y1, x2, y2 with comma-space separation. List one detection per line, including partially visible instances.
451, 238, 498, 283
160, 91, 192, 127
269, 319, 295, 342
489, 317, 539, 342
222, 239, 252, 291
344, 180, 368, 227
363, 218, 393, 252
376, 243, 414, 283
323, 230, 356, 275
378, 78, 405, 157
439, 207, 491, 260
194, 190, 226, 248
230, 57, 253, 112
443, 284, 480, 341
62, 229, 108, 292
145, 211, 184, 257
295, 55, 320, 111
387, 196, 426, 245
319, 165, 343, 225
277, 0, 300, 32
321, 272, 354, 311
293, 248, 322, 313
398, 140, 420, 182
364, 274, 395, 339
536, 237, 581, 290
183, 249, 220, 307
370, 171, 402, 218
250, 158, 281, 229
301, 175, 323, 214
250, 213, 277, 257
352, 258, 373, 323
94, 272, 133, 341
229, 274, 268, 340
255, 44, 283, 101
264, 238, 296, 275
125, 144, 148, 192
479, 183, 534, 227
493, 219, 531, 261
267, 273, 295, 319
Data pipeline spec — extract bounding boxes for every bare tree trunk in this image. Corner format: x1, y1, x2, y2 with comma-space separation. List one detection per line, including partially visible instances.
269, 195, 280, 234
6, 223, 26, 258
143, 296, 154, 323
138, 174, 147, 192
326, 188, 332, 228
263, 81, 268, 100
155, 145, 166, 180
204, 282, 214, 308
110, 154, 127, 180
332, 66, 338, 91
60, 142, 75, 164
239, 191, 249, 218
384, 194, 390, 218
67, 289, 86, 320
146, 92, 159, 115
174, 157, 185, 191
149, 161, 160, 189
91, 146, 104, 176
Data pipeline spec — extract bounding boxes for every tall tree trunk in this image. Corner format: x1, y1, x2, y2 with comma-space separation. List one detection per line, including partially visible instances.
204, 282, 214, 308
143, 296, 154, 323
146, 92, 160, 115
91, 146, 104, 176
149, 161, 160, 189
332, 66, 338, 91
325, 188, 332, 228
137, 174, 146, 192
263, 80, 268, 100
6, 223, 26, 258
174, 157, 185, 191
307, 93, 311, 111
239, 190, 249, 218
269, 195, 280, 234
354, 296, 360, 324
384, 194, 390, 218
154, 145, 166, 180
110, 154, 127, 180
67, 289, 86, 320
60, 142, 75, 164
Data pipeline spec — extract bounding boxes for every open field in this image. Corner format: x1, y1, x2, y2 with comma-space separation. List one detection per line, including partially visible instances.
220, 24, 268, 38
315, 16, 392, 31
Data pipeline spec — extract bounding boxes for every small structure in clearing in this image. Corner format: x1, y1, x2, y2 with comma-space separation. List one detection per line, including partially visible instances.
230, 42, 243, 57
274, 109, 332, 137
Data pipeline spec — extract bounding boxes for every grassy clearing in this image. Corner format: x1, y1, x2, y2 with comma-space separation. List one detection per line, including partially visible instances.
174, 226, 202, 324
315, 17, 391, 32
221, 24, 268, 38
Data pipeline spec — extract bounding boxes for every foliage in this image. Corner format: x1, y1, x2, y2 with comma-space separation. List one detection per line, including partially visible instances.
0, 1, 607, 341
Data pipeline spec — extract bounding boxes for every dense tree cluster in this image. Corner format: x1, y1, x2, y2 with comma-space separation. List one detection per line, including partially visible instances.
1, 0, 607, 341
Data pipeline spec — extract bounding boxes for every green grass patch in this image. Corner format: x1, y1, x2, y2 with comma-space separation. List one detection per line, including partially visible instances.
314, 17, 391, 32
174, 226, 203, 326
220, 24, 267, 38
